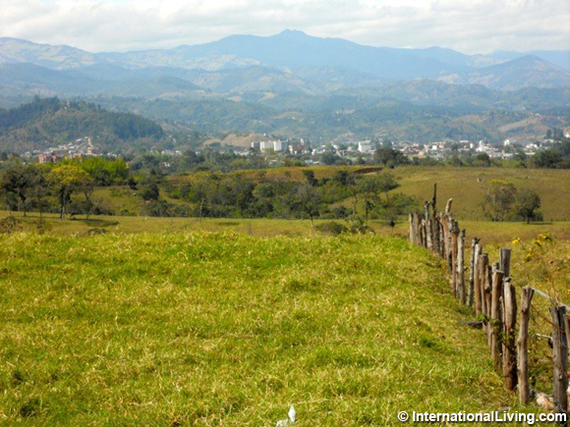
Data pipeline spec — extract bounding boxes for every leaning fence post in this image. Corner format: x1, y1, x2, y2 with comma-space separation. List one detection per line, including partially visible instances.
502, 278, 517, 391
490, 269, 504, 368
517, 287, 534, 405
474, 245, 483, 315
457, 229, 466, 304
550, 305, 568, 413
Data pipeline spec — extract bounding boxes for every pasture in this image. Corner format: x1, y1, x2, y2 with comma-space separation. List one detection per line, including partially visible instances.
0, 232, 516, 425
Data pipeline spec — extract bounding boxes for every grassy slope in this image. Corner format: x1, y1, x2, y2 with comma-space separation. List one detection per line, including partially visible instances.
392, 166, 570, 221
0, 232, 512, 426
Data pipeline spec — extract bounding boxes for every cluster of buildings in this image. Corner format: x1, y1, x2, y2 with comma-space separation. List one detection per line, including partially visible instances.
18, 131, 567, 166
23, 137, 101, 164
250, 138, 312, 155
237, 135, 566, 163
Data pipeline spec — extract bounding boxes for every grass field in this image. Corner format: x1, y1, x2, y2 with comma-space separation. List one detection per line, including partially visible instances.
391, 166, 570, 222
1, 231, 521, 426
2, 210, 569, 243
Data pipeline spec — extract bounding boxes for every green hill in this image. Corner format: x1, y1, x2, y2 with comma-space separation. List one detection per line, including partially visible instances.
0, 231, 511, 425
0, 97, 164, 153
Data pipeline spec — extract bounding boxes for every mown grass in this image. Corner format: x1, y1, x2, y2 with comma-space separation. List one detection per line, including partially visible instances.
0, 232, 516, 426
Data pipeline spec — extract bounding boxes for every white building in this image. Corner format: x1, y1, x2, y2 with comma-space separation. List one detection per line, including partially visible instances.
357, 141, 372, 153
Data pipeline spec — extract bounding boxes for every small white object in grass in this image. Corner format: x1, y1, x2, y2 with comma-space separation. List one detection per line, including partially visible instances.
275, 405, 296, 426
288, 405, 296, 423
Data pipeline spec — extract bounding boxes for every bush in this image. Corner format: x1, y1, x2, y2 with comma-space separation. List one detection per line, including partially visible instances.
0, 215, 22, 234
315, 221, 349, 235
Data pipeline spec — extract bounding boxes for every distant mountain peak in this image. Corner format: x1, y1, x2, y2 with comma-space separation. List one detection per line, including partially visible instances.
277, 29, 308, 37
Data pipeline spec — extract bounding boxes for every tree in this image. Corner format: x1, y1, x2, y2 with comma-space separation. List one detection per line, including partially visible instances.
374, 148, 410, 167
48, 165, 93, 219
530, 149, 563, 168
474, 153, 491, 167
289, 183, 321, 226
0, 162, 37, 216
513, 189, 541, 223
357, 173, 399, 220
141, 183, 160, 201
376, 172, 399, 200
302, 170, 318, 186
377, 193, 419, 225
482, 180, 516, 221
29, 165, 50, 220
320, 151, 343, 165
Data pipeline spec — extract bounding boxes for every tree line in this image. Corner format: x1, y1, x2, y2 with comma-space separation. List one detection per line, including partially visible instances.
0, 157, 128, 219
0, 155, 420, 227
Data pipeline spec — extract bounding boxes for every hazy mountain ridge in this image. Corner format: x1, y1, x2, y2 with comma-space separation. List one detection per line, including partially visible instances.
1, 32, 569, 93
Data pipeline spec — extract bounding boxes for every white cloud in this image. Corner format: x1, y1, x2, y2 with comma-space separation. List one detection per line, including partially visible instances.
0, 0, 568, 54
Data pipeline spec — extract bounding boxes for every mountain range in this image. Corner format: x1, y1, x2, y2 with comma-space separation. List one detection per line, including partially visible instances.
0, 30, 569, 98
0, 31, 568, 147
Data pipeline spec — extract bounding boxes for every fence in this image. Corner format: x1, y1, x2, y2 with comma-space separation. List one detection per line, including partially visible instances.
408, 184, 569, 414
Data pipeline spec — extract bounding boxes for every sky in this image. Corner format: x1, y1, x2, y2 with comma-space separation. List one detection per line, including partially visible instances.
1, 0, 569, 54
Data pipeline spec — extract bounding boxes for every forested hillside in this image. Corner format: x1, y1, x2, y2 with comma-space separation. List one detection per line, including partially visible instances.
0, 97, 164, 153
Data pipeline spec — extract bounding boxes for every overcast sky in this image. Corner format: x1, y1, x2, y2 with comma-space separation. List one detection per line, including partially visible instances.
1, 0, 569, 54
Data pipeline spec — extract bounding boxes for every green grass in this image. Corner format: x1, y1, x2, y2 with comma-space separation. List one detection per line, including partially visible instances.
3, 210, 569, 244
0, 232, 515, 426
391, 166, 570, 221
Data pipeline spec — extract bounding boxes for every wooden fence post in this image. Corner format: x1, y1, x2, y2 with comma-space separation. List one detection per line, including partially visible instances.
431, 184, 440, 255
490, 269, 504, 368
471, 241, 481, 311
409, 213, 421, 245
478, 253, 489, 318
433, 216, 440, 255
485, 264, 493, 318
450, 220, 459, 296
517, 287, 534, 405
468, 238, 479, 308
565, 314, 570, 360
445, 198, 453, 216
457, 229, 466, 304
502, 278, 517, 391
440, 214, 449, 260
424, 202, 432, 251
550, 305, 568, 413
439, 214, 446, 259
420, 219, 426, 247
499, 248, 511, 278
